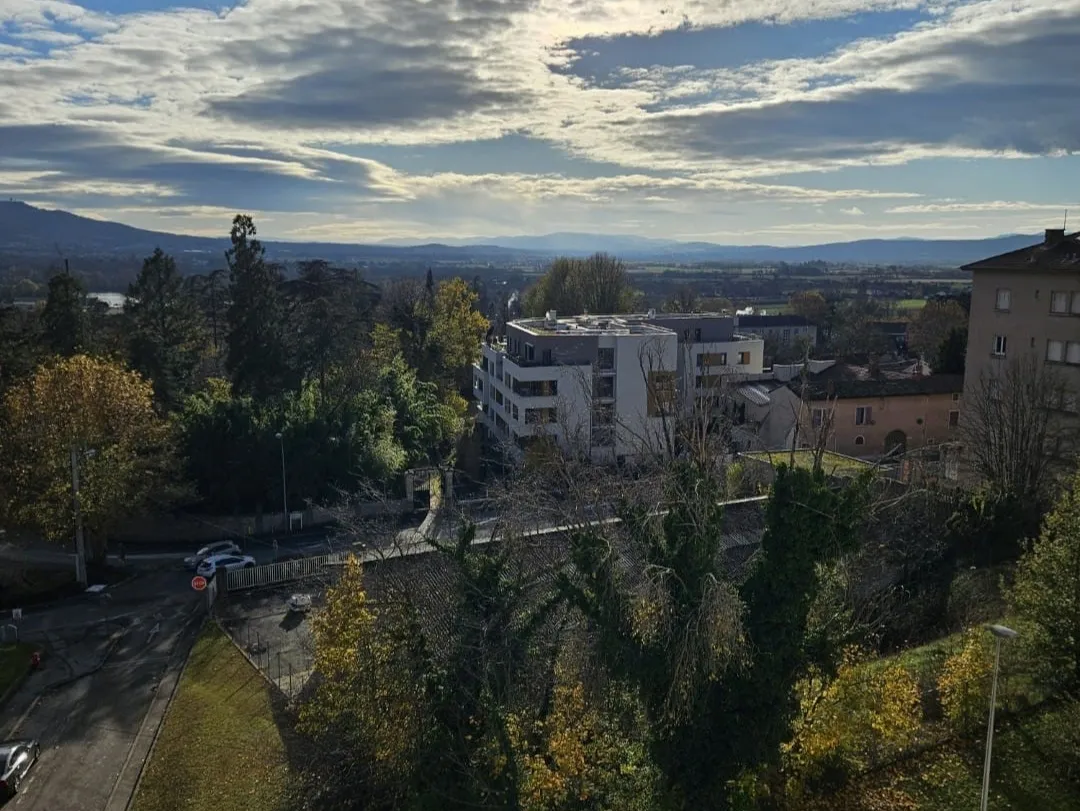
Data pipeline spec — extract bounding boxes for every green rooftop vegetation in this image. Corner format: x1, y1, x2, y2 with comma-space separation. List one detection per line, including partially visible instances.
740, 449, 875, 476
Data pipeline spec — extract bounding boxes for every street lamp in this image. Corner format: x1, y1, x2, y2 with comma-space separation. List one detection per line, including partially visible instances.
275, 432, 289, 534
70, 446, 97, 586
980, 624, 1018, 811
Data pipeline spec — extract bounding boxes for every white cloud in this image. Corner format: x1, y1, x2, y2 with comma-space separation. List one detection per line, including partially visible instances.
888, 200, 1078, 213
0, 0, 1077, 239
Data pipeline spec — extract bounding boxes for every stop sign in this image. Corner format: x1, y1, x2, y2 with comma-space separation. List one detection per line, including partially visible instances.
191, 575, 208, 591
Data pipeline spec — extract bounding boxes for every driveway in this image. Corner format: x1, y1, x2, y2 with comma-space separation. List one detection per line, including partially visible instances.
1, 579, 201, 811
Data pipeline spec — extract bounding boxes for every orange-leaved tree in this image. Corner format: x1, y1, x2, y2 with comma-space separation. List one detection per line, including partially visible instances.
0, 354, 173, 557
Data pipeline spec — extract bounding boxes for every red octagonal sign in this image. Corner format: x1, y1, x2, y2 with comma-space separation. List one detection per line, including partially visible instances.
191, 575, 208, 592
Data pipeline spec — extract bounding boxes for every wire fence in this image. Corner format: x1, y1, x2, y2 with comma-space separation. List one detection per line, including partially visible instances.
226, 619, 311, 700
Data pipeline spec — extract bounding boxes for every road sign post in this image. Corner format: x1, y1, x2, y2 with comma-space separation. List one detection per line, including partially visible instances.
191, 575, 208, 591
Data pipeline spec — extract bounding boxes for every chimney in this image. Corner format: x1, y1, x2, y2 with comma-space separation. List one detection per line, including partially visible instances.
1045, 228, 1066, 245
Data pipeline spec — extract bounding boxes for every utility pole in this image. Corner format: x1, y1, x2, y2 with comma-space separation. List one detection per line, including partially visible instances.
981, 624, 1018, 811
275, 432, 289, 534
70, 446, 87, 586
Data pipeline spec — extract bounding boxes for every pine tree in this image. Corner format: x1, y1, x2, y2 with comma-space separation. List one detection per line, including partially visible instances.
125, 248, 204, 409
224, 215, 295, 400
41, 268, 90, 356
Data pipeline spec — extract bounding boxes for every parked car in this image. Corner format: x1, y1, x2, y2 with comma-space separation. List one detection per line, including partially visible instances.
286, 593, 313, 613
195, 553, 256, 579
184, 540, 241, 570
0, 739, 40, 797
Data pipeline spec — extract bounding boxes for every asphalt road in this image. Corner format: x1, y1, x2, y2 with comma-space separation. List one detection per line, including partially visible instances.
1, 581, 200, 811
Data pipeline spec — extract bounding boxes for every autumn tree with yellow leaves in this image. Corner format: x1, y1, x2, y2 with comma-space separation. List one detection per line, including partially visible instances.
0, 354, 173, 557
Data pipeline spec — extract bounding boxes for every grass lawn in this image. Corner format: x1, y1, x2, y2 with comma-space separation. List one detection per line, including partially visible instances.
895, 298, 928, 310
884, 700, 1080, 811
131, 623, 290, 811
854, 629, 1080, 810
0, 643, 33, 699
741, 449, 873, 477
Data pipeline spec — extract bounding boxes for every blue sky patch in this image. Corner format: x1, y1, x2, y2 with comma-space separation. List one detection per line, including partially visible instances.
561, 9, 932, 83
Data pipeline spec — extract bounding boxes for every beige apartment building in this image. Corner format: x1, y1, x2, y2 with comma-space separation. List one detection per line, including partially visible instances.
798, 374, 964, 458
961, 228, 1080, 419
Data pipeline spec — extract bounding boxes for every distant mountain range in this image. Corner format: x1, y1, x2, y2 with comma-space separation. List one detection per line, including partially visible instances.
0, 201, 1038, 267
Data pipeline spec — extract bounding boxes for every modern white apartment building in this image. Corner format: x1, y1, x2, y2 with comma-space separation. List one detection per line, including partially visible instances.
474, 310, 764, 463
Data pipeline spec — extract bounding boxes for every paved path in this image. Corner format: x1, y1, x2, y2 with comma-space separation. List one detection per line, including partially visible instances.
0, 580, 201, 811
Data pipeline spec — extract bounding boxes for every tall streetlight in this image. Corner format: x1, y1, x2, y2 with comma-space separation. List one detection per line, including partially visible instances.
980, 624, 1018, 811
70, 445, 96, 586
274, 432, 289, 534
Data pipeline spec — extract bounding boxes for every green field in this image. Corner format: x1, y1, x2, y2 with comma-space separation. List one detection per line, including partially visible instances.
132, 623, 289, 811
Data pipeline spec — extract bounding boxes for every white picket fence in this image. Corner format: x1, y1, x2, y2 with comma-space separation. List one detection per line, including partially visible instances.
225, 551, 351, 592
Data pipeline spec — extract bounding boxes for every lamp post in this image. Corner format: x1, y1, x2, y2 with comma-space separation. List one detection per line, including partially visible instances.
275, 432, 289, 534
980, 624, 1018, 811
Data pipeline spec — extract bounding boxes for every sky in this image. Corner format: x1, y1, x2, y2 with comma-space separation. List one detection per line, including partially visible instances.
1, 0, 1078, 245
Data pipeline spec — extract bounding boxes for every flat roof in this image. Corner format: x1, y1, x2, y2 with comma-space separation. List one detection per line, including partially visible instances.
740, 449, 874, 476
512, 315, 672, 337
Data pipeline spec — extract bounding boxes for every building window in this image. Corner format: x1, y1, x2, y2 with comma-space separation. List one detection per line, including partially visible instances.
593, 376, 614, 398
737, 351, 751, 365
855, 405, 872, 426
993, 335, 1007, 356
494, 389, 503, 405
1051, 291, 1070, 314
1069, 342, 1080, 365
995, 288, 1011, 311
1073, 292, 1080, 315
952, 393, 960, 402
949, 410, 960, 428
694, 327, 702, 342
854, 435, 865, 446
782, 328, 791, 342
524, 343, 535, 362
698, 352, 727, 368
811, 408, 824, 428
647, 371, 677, 417
512, 404, 519, 421
1048, 339, 1065, 362
597, 347, 615, 370
526, 407, 556, 424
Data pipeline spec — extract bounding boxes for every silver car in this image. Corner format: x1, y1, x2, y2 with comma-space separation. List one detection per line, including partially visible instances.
0, 739, 40, 797
184, 540, 241, 570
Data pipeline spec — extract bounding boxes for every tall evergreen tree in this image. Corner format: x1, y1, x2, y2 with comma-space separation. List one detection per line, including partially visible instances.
291, 260, 378, 398
125, 248, 204, 409
41, 268, 90, 356
224, 215, 294, 400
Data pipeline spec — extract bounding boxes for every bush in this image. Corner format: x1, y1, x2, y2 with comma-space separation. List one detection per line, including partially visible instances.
937, 629, 992, 736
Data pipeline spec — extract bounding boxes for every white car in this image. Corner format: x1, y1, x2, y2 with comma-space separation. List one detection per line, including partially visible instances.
185, 541, 241, 570
196, 553, 256, 579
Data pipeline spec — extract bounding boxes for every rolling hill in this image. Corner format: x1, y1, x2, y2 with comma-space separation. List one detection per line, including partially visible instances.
0, 201, 1038, 267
